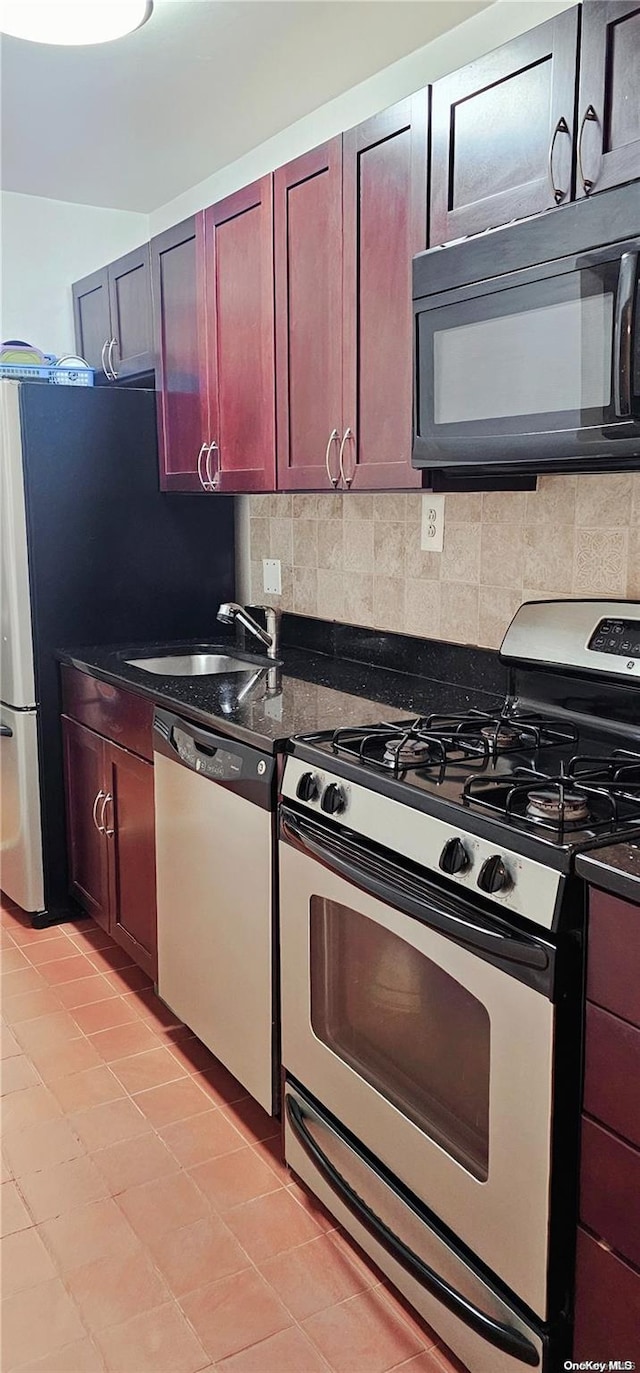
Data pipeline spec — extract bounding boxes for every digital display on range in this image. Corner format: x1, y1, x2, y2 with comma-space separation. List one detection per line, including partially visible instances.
588, 619, 640, 659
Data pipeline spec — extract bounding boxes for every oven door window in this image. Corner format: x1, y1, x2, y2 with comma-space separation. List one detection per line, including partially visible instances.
310, 898, 490, 1182
417, 256, 629, 441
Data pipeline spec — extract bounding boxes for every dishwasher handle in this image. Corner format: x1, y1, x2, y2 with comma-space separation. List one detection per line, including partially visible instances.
153, 707, 275, 806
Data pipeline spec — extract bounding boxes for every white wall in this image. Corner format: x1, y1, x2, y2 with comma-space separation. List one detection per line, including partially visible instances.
0, 191, 149, 357
150, 0, 574, 235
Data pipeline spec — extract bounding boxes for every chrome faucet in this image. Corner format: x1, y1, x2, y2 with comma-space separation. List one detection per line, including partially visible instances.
217, 602, 280, 660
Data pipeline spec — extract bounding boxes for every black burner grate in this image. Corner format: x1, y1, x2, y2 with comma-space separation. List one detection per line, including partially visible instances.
463, 752, 640, 839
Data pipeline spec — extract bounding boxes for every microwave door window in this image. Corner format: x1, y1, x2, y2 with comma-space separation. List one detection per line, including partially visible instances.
433, 291, 614, 425
310, 898, 491, 1182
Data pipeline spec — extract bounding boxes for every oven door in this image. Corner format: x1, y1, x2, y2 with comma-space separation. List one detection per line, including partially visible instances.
413, 243, 640, 472
279, 805, 555, 1319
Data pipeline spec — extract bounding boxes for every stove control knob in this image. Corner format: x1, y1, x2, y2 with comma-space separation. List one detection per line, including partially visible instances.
296, 771, 320, 803
321, 782, 346, 815
477, 854, 511, 895
439, 837, 470, 876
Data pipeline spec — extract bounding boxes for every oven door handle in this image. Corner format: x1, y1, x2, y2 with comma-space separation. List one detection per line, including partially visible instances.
613, 250, 638, 418
281, 807, 552, 991
286, 1095, 540, 1367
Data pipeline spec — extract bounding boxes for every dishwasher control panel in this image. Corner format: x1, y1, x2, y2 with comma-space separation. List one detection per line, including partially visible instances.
174, 726, 243, 779
153, 708, 275, 807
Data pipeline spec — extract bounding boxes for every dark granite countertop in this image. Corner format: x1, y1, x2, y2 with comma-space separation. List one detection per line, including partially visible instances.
59, 631, 503, 754
577, 841, 640, 906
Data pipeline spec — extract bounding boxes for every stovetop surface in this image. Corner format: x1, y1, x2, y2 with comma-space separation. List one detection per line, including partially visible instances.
291, 705, 640, 857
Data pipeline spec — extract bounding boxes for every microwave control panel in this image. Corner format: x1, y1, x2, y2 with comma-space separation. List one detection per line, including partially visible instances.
589, 618, 640, 660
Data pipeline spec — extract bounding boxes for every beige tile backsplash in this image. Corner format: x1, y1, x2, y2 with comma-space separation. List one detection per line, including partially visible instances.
244, 474, 640, 650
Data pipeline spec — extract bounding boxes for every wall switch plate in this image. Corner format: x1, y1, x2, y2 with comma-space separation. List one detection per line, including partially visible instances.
263, 558, 281, 595
420, 493, 445, 554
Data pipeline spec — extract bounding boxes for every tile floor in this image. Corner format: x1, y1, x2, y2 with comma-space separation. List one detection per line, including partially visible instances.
1, 894, 467, 1373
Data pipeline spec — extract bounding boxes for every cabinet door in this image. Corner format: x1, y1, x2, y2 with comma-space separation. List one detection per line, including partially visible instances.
72, 267, 111, 377
430, 8, 579, 244
275, 139, 344, 490
106, 742, 157, 979
577, 1, 640, 198
151, 216, 207, 492
107, 243, 153, 379
61, 716, 109, 929
201, 178, 276, 493
342, 95, 427, 491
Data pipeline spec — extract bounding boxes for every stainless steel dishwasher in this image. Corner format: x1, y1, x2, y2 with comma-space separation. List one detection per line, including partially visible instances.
153, 708, 276, 1114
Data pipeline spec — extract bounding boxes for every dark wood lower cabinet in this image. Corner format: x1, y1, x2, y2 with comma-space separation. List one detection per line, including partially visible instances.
62, 717, 110, 932
106, 742, 156, 978
62, 702, 157, 979
575, 882, 640, 1362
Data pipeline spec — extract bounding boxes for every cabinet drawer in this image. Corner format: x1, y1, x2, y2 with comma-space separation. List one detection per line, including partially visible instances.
573, 1226, 640, 1361
580, 1117, 640, 1269
587, 887, 640, 1028
61, 666, 153, 762
585, 1002, 640, 1148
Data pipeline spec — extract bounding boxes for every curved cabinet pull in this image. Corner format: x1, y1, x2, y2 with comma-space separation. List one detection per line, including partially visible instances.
107, 338, 118, 380
205, 441, 220, 490
338, 427, 355, 488
100, 793, 114, 838
100, 341, 111, 380
92, 789, 106, 834
548, 116, 570, 204
578, 105, 598, 195
324, 429, 340, 488
196, 442, 211, 491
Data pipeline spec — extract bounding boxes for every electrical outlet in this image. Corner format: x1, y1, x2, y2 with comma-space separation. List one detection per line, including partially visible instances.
262, 558, 281, 595
420, 493, 445, 554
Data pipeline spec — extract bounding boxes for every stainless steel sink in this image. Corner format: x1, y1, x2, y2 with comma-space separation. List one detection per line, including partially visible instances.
125, 652, 267, 677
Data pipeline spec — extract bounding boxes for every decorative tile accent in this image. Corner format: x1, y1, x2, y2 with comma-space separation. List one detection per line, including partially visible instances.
244, 475, 640, 650
573, 529, 628, 595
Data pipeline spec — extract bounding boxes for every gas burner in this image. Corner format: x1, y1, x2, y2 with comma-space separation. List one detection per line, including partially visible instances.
525, 788, 591, 825
382, 737, 437, 769
480, 723, 523, 752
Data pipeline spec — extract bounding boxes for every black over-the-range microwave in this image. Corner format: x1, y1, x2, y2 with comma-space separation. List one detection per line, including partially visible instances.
412, 183, 640, 478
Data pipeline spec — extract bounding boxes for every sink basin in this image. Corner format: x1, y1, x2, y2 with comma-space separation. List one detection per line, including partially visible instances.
125, 652, 268, 677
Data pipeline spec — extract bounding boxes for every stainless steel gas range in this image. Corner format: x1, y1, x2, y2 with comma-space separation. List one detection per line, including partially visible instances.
278, 599, 640, 1373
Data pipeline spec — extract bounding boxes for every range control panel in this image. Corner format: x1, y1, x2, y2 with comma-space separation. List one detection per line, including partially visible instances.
589, 619, 640, 660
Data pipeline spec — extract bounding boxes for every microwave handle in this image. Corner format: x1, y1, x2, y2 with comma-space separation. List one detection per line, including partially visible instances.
613, 251, 638, 418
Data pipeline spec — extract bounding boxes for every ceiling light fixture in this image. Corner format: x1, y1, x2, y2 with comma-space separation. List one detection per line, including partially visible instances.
0, 0, 153, 46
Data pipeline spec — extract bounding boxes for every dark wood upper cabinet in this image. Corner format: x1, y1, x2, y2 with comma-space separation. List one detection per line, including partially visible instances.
106, 741, 157, 980
61, 715, 110, 931
107, 243, 153, 379
275, 139, 344, 490
151, 215, 206, 493
200, 177, 276, 493
342, 94, 427, 490
72, 268, 111, 376
73, 243, 152, 381
577, 1, 640, 199
430, 8, 580, 244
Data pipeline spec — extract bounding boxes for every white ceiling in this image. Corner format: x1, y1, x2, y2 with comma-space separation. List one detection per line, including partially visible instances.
1, 0, 490, 214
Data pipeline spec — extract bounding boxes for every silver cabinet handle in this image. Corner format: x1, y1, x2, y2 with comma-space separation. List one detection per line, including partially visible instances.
100, 793, 114, 838
338, 427, 355, 488
205, 441, 220, 490
324, 429, 340, 488
197, 442, 210, 490
92, 789, 106, 833
578, 104, 598, 195
107, 338, 118, 380
100, 341, 111, 379
548, 116, 570, 204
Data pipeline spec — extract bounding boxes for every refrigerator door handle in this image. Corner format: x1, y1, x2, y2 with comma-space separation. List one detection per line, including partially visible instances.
0, 723, 13, 737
